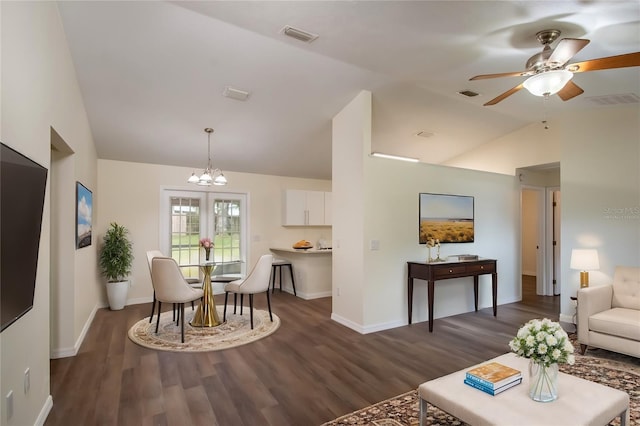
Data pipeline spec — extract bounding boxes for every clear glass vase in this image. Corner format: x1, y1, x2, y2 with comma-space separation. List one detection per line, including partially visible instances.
528, 360, 558, 402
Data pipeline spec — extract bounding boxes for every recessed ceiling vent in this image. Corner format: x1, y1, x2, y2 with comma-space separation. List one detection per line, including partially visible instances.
416, 131, 434, 138
223, 86, 250, 101
458, 90, 480, 97
584, 93, 639, 106
281, 25, 318, 43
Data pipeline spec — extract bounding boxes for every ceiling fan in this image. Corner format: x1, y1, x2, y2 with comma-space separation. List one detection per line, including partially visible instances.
470, 29, 640, 106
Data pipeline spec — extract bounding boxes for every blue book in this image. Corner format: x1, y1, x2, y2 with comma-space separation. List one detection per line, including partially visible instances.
464, 377, 522, 395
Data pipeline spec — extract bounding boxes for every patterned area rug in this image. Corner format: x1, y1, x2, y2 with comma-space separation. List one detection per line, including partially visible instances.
128, 306, 280, 352
323, 336, 639, 426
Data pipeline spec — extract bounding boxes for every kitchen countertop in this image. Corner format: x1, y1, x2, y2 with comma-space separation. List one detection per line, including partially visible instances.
270, 247, 332, 254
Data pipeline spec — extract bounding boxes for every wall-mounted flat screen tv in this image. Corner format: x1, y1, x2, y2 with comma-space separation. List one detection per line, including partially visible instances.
1, 142, 48, 332
419, 193, 474, 243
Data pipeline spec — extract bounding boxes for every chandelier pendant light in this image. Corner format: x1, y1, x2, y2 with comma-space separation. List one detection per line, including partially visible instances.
188, 128, 227, 186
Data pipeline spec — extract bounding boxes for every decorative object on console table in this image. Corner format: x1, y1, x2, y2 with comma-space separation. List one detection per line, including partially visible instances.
509, 318, 575, 402
570, 248, 599, 288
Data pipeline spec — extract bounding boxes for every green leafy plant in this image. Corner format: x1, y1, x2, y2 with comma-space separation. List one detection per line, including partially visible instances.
99, 222, 134, 282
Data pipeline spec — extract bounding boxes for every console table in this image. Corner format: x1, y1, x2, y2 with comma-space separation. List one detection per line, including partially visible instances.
407, 258, 497, 332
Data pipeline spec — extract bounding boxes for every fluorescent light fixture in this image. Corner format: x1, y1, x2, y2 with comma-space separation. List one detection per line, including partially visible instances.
523, 70, 573, 97
371, 152, 419, 163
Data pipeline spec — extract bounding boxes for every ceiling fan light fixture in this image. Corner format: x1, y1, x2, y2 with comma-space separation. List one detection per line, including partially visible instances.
523, 69, 573, 97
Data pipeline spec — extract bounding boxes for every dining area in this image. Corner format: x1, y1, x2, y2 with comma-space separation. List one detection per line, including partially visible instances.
131, 250, 280, 351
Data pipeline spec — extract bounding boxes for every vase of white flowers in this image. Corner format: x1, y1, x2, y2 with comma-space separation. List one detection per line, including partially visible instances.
509, 318, 575, 402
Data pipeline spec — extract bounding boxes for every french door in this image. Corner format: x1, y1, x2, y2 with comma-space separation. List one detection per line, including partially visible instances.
160, 190, 247, 279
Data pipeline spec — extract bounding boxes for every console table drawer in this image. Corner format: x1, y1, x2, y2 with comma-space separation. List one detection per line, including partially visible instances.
434, 265, 467, 278
467, 263, 496, 274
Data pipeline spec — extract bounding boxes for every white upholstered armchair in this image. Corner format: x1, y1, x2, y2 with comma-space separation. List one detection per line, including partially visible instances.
577, 266, 640, 357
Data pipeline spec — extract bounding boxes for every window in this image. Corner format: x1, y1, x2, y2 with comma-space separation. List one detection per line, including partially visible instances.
160, 190, 247, 279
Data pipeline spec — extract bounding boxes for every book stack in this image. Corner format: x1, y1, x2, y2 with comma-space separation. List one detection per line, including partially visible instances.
464, 362, 522, 396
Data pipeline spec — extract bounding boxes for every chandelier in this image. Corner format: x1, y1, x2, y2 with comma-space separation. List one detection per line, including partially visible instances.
187, 128, 227, 186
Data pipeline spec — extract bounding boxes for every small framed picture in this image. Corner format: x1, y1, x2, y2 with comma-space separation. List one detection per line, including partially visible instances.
76, 182, 93, 249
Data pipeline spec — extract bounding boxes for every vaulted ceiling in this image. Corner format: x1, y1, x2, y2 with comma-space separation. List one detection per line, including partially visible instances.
58, 1, 640, 180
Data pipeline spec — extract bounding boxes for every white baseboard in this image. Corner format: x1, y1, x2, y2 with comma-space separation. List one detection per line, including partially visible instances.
330, 312, 404, 334
297, 289, 332, 300
35, 395, 53, 426
50, 304, 99, 359
126, 296, 153, 306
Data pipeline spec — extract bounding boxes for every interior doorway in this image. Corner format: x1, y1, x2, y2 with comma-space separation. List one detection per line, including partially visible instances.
517, 164, 561, 308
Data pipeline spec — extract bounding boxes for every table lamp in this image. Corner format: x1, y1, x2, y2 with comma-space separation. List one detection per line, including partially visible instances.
570, 249, 600, 288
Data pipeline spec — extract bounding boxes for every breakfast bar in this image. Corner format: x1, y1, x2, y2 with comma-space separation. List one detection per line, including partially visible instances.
269, 248, 332, 300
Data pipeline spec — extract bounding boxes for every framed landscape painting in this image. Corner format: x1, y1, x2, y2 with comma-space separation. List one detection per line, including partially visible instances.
419, 192, 474, 243
76, 182, 93, 249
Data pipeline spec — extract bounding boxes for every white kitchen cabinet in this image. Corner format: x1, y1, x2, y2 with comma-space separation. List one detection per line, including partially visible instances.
283, 189, 331, 226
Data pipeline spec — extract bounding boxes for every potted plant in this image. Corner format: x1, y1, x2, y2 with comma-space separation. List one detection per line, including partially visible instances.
99, 222, 134, 310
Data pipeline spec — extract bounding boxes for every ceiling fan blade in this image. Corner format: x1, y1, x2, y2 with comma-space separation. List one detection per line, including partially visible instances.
547, 38, 590, 67
483, 83, 524, 106
567, 52, 640, 73
469, 71, 532, 81
557, 81, 584, 101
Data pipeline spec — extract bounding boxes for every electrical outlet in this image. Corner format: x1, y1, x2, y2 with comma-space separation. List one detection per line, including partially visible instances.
337, 287, 341, 296
370, 239, 380, 250
24, 368, 30, 394
6, 390, 13, 420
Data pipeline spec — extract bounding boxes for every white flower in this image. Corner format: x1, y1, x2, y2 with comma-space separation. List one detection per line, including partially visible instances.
537, 343, 548, 354
509, 318, 575, 367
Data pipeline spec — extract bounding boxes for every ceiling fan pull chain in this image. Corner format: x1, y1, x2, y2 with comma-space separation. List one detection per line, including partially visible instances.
542, 95, 550, 130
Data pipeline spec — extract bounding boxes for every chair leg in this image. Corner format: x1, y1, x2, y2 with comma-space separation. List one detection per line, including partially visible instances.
266, 289, 273, 322
180, 303, 186, 343
233, 293, 238, 314
240, 294, 244, 315
223, 292, 229, 321
175, 304, 180, 326
155, 302, 162, 334
149, 292, 157, 323
249, 294, 254, 329
191, 301, 194, 311
288, 264, 297, 296
271, 265, 277, 294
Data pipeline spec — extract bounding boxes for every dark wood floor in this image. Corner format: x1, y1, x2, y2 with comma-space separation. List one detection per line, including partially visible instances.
46, 282, 559, 426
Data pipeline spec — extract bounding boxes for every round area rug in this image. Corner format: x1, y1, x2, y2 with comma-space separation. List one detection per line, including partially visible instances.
128, 306, 280, 352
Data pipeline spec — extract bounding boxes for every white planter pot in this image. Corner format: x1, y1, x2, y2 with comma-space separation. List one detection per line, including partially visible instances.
106, 280, 129, 310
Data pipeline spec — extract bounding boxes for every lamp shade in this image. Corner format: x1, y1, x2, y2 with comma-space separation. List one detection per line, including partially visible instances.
523, 70, 573, 96
570, 249, 600, 271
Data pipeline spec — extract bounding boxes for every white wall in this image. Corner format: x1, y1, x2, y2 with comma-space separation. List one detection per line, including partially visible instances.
474, 105, 639, 323
97, 160, 331, 305
1, 2, 99, 424
559, 106, 640, 320
332, 91, 522, 334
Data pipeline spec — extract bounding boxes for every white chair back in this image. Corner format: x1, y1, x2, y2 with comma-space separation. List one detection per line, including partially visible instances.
151, 257, 203, 303
146, 250, 164, 274
237, 254, 273, 294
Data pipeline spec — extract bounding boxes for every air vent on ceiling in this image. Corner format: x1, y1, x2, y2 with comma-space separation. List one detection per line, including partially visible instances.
281, 25, 318, 43
223, 86, 250, 101
416, 131, 434, 138
458, 90, 480, 97
584, 93, 639, 106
